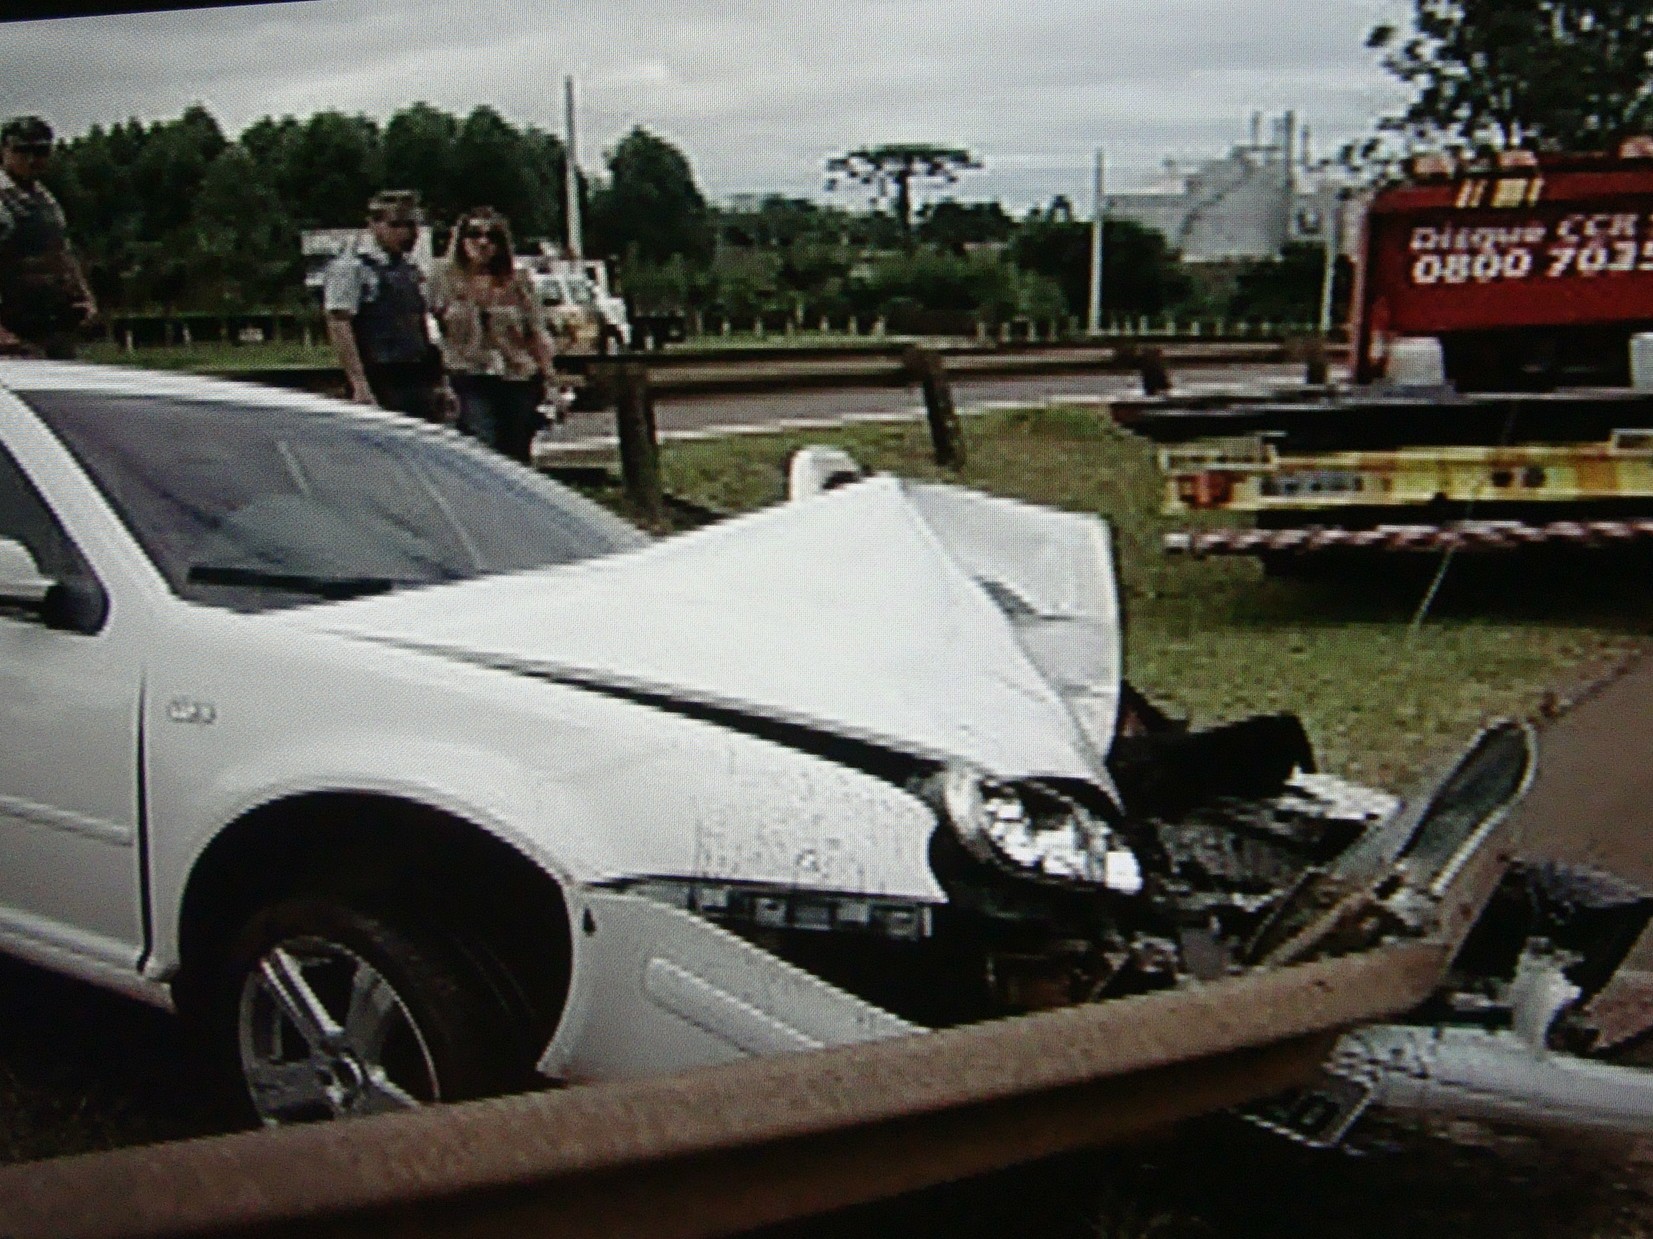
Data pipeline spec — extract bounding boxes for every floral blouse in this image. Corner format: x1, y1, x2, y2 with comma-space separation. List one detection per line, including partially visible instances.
429, 262, 553, 381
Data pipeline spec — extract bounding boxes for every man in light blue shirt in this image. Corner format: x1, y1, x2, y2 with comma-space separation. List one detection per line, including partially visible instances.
322, 189, 451, 422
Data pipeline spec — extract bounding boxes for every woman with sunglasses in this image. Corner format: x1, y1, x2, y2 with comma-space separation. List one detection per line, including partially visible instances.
429, 207, 558, 464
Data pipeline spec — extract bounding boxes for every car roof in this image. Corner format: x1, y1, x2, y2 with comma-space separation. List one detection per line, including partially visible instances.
0, 360, 432, 434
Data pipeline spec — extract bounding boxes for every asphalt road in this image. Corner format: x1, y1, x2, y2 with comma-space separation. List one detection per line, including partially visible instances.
541, 362, 1313, 447
1513, 652, 1653, 886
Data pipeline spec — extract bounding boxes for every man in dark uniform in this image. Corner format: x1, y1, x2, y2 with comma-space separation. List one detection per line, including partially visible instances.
322, 189, 451, 422
0, 116, 97, 359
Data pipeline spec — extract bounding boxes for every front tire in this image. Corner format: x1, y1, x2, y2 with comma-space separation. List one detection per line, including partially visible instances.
219, 897, 525, 1126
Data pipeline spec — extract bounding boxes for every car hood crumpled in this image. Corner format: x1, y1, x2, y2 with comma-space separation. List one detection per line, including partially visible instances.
294, 476, 1123, 793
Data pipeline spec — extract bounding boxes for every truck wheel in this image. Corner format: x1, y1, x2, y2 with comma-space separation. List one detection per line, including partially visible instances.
217, 896, 527, 1126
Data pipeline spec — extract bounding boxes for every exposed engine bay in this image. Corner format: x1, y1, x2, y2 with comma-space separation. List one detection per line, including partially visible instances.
635, 684, 1653, 1145
643, 690, 1431, 1028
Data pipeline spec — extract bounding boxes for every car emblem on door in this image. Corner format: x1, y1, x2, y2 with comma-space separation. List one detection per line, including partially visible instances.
166, 697, 217, 726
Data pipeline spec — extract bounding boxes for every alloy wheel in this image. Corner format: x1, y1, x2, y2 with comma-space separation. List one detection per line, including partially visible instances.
237, 935, 440, 1125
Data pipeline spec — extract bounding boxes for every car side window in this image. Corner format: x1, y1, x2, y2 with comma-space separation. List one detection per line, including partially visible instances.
0, 446, 107, 633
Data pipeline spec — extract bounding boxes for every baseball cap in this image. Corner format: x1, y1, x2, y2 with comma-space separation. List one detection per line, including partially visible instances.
367, 189, 423, 222
2, 116, 54, 149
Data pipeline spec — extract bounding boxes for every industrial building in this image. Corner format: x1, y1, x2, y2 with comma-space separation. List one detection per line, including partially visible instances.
1104, 112, 1356, 262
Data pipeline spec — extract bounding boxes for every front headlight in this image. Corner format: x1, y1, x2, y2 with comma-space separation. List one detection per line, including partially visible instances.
940, 766, 1143, 895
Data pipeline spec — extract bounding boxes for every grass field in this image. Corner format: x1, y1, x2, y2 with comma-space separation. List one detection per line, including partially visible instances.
80, 340, 336, 370
563, 402, 1652, 789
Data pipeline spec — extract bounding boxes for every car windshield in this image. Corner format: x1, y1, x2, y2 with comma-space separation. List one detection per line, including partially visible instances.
22, 389, 649, 613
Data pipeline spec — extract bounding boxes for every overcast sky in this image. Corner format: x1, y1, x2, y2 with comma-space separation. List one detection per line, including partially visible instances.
3, 0, 1414, 209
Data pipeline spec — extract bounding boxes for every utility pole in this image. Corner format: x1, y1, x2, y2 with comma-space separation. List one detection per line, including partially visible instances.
1317, 188, 1343, 336
1087, 148, 1105, 335
1281, 111, 1297, 258
564, 76, 584, 260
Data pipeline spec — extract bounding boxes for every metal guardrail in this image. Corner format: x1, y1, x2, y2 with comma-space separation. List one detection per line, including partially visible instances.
0, 942, 1446, 1239
645, 341, 1296, 395
189, 341, 1305, 402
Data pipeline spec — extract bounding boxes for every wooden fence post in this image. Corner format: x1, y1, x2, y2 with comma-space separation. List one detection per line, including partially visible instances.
1122, 344, 1172, 396
611, 360, 664, 525
1304, 335, 1330, 386
903, 346, 966, 469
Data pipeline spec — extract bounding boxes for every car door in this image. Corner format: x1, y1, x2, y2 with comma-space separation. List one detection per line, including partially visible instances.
0, 437, 145, 973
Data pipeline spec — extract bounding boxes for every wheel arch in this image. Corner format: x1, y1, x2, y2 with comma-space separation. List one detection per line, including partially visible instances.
173, 791, 574, 1062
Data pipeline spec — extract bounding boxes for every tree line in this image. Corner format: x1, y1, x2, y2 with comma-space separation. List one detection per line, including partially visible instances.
41, 102, 1280, 327
51, 102, 584, 313
1365, 0, 1651, 156
49, 0, 1639, 327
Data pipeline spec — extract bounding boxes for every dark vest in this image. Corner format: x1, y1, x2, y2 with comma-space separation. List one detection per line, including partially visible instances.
0, 181, 75, 335
351, 251, 432, 368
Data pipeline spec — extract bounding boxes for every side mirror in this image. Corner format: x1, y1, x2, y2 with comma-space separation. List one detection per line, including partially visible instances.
0, 536, 53, 614
787, 446, 865, 502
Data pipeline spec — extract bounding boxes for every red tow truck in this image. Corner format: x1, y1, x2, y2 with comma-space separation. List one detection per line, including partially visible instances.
1117, 138, 1653, 559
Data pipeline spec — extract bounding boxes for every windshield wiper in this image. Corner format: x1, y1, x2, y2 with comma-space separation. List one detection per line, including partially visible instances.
186, 565, 416, 600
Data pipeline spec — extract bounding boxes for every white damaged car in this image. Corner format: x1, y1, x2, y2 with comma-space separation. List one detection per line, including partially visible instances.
1, 362, 1644, 1133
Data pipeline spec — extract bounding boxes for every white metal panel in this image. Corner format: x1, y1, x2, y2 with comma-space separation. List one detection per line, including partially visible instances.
1631, 331, 1653, 391
1385, 336, 1447, 386
1338, 1023, 1653, 1135
0, 615, 143, 962
297, 477, 1113, 787
0, 394, 158, 970
141, 608, 946, 976
901, 480, 1121, 764
542, 889, 919, 1081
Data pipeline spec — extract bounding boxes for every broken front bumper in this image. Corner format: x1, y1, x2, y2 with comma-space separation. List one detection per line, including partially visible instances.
545, 724, 1547, 1099
540, 891, 918, 1082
